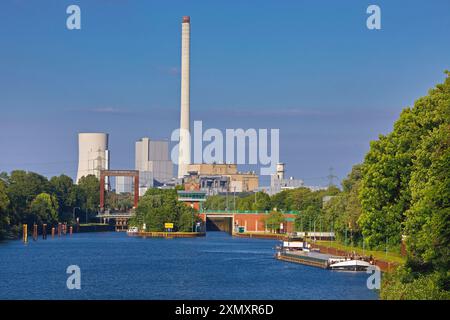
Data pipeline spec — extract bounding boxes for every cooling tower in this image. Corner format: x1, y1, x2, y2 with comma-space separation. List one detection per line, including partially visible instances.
76, 133, 110, 183
178, 16, 191, 178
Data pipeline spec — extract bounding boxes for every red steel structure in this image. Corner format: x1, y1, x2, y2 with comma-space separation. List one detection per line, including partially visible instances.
99, 170, 140, 211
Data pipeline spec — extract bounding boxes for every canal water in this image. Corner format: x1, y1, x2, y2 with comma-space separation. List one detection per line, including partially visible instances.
0, 232, 378, 299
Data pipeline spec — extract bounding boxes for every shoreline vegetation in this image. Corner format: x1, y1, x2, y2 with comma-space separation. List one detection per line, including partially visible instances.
1, 72, 448, 299
0, 173, 101, 240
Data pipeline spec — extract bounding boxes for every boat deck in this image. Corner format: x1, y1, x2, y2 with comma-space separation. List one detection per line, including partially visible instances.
276, 250, 331, 269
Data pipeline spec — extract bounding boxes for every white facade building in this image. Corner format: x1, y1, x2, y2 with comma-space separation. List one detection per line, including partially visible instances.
115, 176, 133, 194
135, 137, 173, 194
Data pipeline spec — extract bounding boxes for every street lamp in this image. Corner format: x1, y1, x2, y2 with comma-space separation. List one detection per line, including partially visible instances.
233, 187, 236, 212
72, 207, 80, 223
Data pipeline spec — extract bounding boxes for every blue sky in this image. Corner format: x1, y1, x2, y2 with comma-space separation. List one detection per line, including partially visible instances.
0, 0, 449, 186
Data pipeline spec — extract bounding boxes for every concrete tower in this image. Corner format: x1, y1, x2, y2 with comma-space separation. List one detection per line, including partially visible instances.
76, 133, 109, 183
276, 163, 285, 180
178, 16, 191, 178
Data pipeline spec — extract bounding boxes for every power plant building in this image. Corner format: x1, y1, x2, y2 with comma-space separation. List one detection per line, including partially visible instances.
135, 137, 173, 194
115, 176, 133, 194
76, 133, 110, 184
186, 163, 259, 193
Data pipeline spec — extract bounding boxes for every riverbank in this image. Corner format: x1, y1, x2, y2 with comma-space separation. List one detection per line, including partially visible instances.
314, 241, 403, 272
129, 231, 206, 238
232, 232, 288, 240
235, 232, 402, 272
314, 240, 405, 264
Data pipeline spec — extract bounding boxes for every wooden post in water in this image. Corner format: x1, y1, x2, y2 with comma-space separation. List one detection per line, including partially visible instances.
51, 227, 55, 238
33, 223, 38, 241
23, 224, 28, 243
42, 224, 47, 240
58, 223, 62, 237
69, 226, 73, 235
63, 223, 67, 236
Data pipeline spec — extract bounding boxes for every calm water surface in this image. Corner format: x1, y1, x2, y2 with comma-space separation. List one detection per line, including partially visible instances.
0, 232, 378, 299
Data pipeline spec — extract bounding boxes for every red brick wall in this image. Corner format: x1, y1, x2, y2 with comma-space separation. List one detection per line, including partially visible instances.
199, 212, 296, 233
234, 213, 296, 233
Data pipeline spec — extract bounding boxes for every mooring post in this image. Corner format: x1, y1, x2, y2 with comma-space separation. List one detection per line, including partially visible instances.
51, 227, 55, 238
23, 224, 28, 243
58, 223, 62, 237
33, 223, 38, 241
69, 226, 73, 236
42, 224, 47, 240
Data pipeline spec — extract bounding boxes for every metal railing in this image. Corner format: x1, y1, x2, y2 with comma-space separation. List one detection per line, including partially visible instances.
200, 209, 300, 214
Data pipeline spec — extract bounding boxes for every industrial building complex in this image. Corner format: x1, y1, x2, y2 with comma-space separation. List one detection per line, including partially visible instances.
73, 16, 324, 234
135, 137, 173, 193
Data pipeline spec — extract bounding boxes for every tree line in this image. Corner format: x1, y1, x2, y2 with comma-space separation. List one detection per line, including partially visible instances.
0, 171, 100, 240
321, 73, 449, 299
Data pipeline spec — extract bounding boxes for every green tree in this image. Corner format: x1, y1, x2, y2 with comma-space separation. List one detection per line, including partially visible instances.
204, 195, 226, 210
6, 170, 50, 226
264, 211, 285, 233
300, 205, 321, 232
322, 165, 363, 243
0, 181, 11, 239
359, 72, 450, 249
29, 193, 59, 225
77, 175, 100, 214
236, 196, 254, 211
253, 191, 271, 211
129, 189, 200, 232
270, 190, 292, 211
50, 174, 76, 220
405, 124, 450, 276
178, 207, 198, 232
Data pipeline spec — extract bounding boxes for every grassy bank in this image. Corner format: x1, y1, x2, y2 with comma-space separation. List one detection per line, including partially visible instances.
79, 223, 109, 227
316, 240, 405, 265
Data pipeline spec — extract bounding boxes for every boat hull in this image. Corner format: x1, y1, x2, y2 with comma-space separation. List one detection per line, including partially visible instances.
329, 259, 373, 271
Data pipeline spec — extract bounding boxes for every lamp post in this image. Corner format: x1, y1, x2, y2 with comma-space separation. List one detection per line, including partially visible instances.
313, 220, 316, 242
72, 207, 80, 223
226, 190, 229, 211
233, 187, 236, 213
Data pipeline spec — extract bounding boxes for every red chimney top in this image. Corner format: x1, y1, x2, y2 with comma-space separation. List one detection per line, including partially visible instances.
182, 16, 190, 23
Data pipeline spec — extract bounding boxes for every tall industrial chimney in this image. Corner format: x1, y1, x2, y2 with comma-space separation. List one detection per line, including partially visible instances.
178, 16, 191, 178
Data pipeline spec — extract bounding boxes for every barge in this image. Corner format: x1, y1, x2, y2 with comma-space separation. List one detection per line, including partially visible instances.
275, 239, 375, 271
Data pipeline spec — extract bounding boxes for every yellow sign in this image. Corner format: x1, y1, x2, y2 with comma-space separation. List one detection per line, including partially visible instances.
165, 223, 174, 229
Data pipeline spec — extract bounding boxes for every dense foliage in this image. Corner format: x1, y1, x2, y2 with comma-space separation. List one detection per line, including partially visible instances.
0, 171, 100, 239
129, 188, 200, 232
359, 73, 450, 250
322, 165, 364, 245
